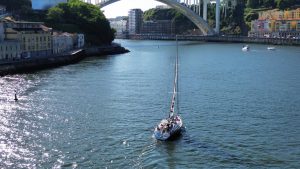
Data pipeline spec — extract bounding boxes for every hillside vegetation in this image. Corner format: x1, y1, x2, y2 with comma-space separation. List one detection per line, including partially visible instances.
1, 0, 115, 45
46, 0, 114, 45
143, 8, 197, 34
144, 0, 299, 35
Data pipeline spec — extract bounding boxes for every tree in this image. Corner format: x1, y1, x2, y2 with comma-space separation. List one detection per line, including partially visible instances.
276, 0, 294, 10
247, 0, 259, 8
46, 0, 114, 45
262, 0, 276, 8
143, 8, 197, 34
245, 12, 258, 22
47, 7, 65, 23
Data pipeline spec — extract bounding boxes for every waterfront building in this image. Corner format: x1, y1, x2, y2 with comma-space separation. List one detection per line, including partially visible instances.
128, 9, 143, 35
4, 19, 53, 58
0, 41, 21, 61
249, 8, 300, 38
31, 0, 67, 10
141, 20, 175, 35
52, 32, 74, 55
53, 32, 84, 53
109, 17, 128, 37
0, 19, 21, 61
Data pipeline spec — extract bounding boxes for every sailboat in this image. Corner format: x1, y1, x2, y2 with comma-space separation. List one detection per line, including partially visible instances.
154, 36, 183, 141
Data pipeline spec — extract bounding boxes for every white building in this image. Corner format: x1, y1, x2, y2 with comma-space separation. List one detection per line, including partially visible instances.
31, 0, 67, 10
52, 32, 74, 55
0, 41, 21, 61
109, 17, 128, 36
128, 9, 143, 35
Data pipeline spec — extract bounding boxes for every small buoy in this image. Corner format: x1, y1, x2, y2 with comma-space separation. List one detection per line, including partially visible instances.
14, 93, 18, 101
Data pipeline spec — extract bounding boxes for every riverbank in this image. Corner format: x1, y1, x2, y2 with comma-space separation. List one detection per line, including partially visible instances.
0, 44, 129, 76
127, 35, 300, 46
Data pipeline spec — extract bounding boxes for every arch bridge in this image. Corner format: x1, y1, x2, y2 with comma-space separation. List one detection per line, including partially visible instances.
95, 0, 221, 36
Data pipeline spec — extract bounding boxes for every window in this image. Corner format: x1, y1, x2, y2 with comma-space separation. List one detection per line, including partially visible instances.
287, 22, 291, 31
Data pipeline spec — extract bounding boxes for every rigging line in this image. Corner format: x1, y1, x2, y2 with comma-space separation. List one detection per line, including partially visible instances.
176, 35, 180, 115
176, 38, 180, 115
170, 35, 179, 116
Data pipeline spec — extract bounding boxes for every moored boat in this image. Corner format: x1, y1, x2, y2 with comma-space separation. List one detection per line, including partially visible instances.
267, 46, 276, 50
242, 45, 250, 51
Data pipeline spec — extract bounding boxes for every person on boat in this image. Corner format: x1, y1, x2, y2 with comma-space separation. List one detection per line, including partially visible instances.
157, 126, 161, 131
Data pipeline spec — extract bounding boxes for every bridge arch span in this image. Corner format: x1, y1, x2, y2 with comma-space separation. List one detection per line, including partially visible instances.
97, 0, 216, 35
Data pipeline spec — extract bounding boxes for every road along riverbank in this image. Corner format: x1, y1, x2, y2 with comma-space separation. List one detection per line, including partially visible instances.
0, 44, 129, 76
127, 35, 300, 46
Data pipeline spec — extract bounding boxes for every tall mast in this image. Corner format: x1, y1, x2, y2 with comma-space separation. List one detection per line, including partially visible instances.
170, 35, 179, 117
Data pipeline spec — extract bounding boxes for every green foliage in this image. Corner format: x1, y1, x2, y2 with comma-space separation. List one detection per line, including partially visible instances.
47, 7, 65, 23
220, 1, 248, 35
246, 0, 298, 10
143, 8, 176, 21
275, 0, 294, 10
262, 0, 276, 8
46, 0, 114, 45
143, 8, 197, 34
247, 0, 259, 8
244, 11, 259, 22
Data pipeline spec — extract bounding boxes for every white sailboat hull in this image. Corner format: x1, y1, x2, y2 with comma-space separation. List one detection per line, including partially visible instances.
154, 115, 183, 141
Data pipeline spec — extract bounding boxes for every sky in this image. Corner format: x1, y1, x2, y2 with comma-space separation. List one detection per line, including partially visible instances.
32, 0, 67, 10
31, 0, 164, 18
99, 0, 165, 18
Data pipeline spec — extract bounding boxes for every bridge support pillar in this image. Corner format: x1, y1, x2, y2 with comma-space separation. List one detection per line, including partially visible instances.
203, 0, 209, 21
215, 0, 220, 34
198, 0, 201, 16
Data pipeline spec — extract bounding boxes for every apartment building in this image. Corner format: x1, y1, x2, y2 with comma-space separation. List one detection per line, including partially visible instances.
249, 8, 300, 38
4, 19, 52, 58
128, 9, 143, 35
